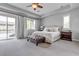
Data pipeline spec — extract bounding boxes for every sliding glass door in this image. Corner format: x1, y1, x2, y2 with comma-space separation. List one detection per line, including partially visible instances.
0, 16, 7, 39
8, 17, 16, 39
0, 15, 16, 40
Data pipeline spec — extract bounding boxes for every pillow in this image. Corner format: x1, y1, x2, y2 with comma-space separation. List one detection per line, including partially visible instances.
44, 26, 61, 32
53, 27, 59, 32
43, 27, 47, 31
43, 27, 53, 32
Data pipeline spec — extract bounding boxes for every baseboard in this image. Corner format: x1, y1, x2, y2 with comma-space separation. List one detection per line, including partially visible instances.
72, 39, 79, 42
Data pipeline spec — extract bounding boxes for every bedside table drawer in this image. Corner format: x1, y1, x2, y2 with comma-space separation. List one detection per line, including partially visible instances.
61, 31, 72, 41
61, 32, 71, 35
63, 35, 69, 38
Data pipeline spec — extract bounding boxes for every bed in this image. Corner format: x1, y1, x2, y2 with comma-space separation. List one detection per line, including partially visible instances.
31, 25, 62, 43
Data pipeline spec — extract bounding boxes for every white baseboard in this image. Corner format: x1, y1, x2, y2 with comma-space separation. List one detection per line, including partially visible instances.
72, 39, 79, 41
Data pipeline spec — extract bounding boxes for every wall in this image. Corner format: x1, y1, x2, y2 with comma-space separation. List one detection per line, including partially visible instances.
41, 14, 63, 26
41, 7, 79, 41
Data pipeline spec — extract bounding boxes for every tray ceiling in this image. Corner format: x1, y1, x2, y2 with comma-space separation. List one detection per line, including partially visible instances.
8, 3, 79, 16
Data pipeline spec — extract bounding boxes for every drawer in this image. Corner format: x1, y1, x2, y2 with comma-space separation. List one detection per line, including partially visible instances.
61, 31, 72, 41
61, 33, 71, 35
62, 35, 71, 38
63, 35, 69, 38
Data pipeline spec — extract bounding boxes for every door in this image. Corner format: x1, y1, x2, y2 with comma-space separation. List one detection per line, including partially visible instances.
0, 15, 16, 40
8, 17, 16, 39
0, 15, 7, 40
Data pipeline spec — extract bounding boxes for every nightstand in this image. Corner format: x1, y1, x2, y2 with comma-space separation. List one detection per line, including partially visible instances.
61, 31, 72, 41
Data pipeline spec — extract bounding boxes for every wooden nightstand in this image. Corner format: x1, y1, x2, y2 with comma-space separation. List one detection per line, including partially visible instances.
61, 31, 72, 41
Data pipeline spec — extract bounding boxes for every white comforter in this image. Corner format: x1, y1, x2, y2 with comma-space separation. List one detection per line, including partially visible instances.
31, 31, 60, 43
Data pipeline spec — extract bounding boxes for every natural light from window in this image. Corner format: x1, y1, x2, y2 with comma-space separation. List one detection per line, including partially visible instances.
63, 15, 70, 29
26, 18, 35, 30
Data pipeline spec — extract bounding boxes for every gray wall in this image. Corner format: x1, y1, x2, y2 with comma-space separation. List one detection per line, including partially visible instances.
41, 7, 79, 41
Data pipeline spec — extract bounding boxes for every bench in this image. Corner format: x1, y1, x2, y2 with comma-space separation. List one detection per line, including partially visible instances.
27, 35, 46, 46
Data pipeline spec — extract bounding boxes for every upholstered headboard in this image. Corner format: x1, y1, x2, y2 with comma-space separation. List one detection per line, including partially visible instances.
44, 25, 63, 31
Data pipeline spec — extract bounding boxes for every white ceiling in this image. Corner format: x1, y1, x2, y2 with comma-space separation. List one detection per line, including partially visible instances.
9, 3, 79, 16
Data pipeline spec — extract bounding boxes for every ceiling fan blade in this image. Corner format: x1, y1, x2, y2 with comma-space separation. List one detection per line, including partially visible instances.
37, 5, 43, 8
26, 5, 32, 7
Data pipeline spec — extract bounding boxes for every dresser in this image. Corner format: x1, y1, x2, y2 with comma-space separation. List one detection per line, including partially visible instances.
61, 31, 72, 41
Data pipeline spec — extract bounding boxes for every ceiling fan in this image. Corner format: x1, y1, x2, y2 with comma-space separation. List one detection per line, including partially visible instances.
27, 3, 43, 10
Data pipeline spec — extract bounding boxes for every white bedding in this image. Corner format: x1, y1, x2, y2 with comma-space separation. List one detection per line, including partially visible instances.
31, 31, 60, 43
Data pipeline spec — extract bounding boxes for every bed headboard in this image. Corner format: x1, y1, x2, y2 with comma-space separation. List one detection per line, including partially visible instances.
44, 25, 63, 31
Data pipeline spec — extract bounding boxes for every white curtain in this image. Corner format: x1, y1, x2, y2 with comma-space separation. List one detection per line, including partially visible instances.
23, 17, 41, 38
16, 16, 24, 39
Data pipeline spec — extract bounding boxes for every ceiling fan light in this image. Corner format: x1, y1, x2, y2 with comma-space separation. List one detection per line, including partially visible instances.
32, 4, 37, 9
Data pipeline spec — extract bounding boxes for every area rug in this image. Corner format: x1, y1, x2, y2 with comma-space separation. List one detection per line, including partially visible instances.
38, 43, 51, 48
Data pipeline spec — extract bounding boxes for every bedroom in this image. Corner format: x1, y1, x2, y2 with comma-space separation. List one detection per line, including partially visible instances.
0, 2, 79, 56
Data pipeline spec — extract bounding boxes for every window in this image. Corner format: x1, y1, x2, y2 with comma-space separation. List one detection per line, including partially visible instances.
26, 18, 35, 30
63, 15, 70, 29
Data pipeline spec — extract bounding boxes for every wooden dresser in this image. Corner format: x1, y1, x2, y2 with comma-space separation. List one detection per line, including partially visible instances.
61, 31, 72, 41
